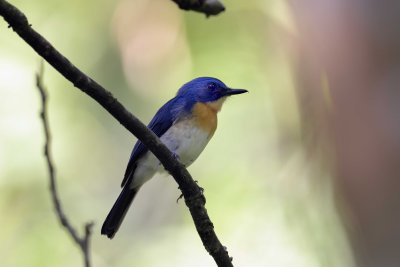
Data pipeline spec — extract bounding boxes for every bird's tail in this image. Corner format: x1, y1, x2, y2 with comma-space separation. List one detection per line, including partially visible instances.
101, 186, 139, 239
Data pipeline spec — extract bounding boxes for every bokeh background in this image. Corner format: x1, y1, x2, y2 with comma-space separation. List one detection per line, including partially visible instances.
2, 0, 400, 266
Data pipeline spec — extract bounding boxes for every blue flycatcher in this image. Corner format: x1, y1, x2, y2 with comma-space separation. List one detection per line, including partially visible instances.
101, 77, 247, 238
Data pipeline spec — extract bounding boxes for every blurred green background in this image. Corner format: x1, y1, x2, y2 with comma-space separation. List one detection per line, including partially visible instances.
0, 1, 354, 266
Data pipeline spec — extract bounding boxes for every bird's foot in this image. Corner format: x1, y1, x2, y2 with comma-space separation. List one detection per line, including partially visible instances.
176, 193, 184, 203
193, 181, 204, 194
176, 182, 204, 203
198, 185, 205, 203
198, 185, 204, 194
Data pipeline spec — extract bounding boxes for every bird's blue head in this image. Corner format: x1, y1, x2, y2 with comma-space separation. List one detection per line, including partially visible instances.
176, 77, 248, 104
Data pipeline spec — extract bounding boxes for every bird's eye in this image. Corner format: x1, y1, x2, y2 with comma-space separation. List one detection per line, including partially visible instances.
208, 82, 216, 90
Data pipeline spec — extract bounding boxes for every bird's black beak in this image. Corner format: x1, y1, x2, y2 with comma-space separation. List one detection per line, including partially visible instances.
224, 88, 248, 96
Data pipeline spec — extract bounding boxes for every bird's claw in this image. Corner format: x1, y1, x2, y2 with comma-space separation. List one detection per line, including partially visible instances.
194, 180, 205, 194
176, 193, 184, 203
176, 181, 204, 203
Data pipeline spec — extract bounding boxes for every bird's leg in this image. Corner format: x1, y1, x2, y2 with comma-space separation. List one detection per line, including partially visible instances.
197, 185, 205, 203
176, 182, 205, 203
176, 192, 184, 203
174, 155, 204, 203
194, 180, 204, 195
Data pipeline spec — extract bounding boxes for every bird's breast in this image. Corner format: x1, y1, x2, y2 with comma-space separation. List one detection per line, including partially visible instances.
160, 107, 217, 167
192, 102, 218, 135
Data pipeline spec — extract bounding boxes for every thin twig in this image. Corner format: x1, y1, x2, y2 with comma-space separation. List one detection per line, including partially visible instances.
0, 1, 234, 266
36, 64, 93, 267
171, 0, 225, 17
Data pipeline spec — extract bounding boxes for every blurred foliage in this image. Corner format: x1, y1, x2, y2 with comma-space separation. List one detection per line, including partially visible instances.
0, 0, 353, 266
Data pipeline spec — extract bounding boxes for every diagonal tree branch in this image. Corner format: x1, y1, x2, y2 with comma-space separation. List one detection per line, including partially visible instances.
0, 1, 234, 266
171, 0, 225, 17
35, 64, 93, 267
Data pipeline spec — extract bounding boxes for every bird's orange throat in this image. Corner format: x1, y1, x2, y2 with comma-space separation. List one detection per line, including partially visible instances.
192, 99, 226, 135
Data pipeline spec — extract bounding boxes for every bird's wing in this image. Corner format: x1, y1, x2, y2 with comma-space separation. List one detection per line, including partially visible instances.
121, 98, 181, 187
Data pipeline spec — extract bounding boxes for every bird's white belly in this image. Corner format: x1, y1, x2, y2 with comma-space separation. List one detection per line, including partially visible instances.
163, 120, 212, 166
130, 120, 212, 188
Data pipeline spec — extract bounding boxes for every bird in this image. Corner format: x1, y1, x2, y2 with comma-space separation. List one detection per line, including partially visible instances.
101, 77, 248, 238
